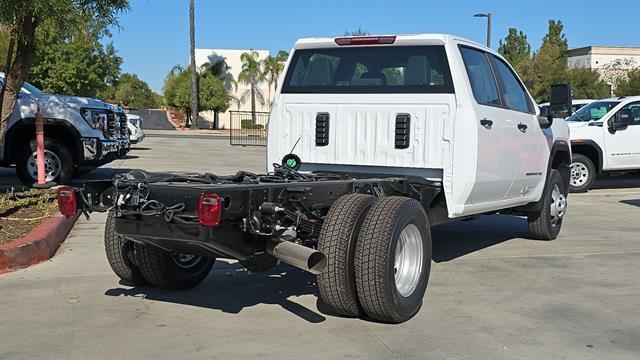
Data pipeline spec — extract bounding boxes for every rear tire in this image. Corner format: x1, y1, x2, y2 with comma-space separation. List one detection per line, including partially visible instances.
15, 138, 74, 185
134, 245, 215, 290
104, 211, 148, 286
569, 154, 596, 192
317, 194, 377, 317
355, 197, 432, 323
528, 169, 568, 240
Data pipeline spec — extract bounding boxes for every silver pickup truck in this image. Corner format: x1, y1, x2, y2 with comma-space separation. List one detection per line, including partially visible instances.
0, 74, 130, 185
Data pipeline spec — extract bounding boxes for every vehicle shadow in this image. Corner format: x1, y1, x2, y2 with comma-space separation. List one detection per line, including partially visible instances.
620, 199, 640, 207
104, 215, 536, 321
104, 260, 326, 323
592, 173, 640, 190
431, 214, 533, 263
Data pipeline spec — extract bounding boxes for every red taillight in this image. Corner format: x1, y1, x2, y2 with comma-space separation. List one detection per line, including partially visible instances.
198, 194, 222, 227
334, 36, 396, 46
56, 186, 78, 216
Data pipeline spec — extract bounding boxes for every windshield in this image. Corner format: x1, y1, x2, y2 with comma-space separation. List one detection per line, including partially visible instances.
0, 76, 44, 96
281, 45, 454, 94
566, 101, 618, 122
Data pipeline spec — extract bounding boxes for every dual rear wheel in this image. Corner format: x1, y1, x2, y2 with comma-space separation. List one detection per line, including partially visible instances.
317, 195, 432, 323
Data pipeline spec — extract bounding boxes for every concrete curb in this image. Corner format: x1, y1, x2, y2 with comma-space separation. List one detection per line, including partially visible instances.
0, 212, 80, 274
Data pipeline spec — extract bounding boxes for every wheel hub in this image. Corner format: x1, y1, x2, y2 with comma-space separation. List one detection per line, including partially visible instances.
570, 162, 589, 187
550, 184, 567, 227
171, 253, 201, 269
27, 150, 61, 182
394, 224, 423, 297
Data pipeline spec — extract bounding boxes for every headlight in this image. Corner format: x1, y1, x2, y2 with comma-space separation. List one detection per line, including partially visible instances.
81, 108, 108, 129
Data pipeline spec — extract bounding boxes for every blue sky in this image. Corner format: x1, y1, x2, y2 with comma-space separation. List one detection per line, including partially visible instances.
110, 0, 640, 92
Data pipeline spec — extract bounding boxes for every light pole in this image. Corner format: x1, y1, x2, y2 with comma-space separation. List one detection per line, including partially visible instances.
474, 13, 491, 48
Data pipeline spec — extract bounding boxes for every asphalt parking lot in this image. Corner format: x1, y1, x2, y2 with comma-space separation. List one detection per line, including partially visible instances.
1, 135, 639, 360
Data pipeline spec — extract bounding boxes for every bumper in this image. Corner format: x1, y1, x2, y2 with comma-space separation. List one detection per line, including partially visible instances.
130, 132, 144, 144
80, 137, 129, 165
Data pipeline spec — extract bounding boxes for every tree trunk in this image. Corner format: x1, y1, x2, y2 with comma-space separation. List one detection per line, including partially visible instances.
1, 14, 37, 142
250, 83, 256, 123
188, 0, 198, 129
212, 110, 219, 130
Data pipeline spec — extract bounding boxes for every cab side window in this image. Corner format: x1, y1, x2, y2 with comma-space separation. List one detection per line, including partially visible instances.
460, 47, 500, 107
489, 55, 534, 113
618, 101, 640, 125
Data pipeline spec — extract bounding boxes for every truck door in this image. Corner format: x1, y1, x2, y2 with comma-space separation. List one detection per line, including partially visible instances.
459, 46, 517, 204
603, 101, 640, 169
488, 54, 549, 200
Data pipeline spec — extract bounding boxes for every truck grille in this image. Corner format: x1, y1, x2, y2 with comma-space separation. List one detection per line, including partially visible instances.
106, 111, 118, 138
119, 114, 128, 137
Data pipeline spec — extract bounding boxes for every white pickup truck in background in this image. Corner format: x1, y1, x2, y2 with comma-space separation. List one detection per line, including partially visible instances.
566, 96, 640, 191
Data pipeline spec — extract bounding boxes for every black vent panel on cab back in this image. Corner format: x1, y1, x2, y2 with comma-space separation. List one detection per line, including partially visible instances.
395, 114, 410, 149
315, 113, 329, 146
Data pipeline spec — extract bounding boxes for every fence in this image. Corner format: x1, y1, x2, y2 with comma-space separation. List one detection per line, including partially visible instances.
229, 111, 270, 146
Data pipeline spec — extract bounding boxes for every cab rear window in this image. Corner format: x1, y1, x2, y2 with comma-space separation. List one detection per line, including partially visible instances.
281, 46, 454, 94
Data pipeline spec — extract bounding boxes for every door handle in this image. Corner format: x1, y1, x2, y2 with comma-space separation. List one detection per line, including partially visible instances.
480, 118, 493, 128
517, 123, 528, 132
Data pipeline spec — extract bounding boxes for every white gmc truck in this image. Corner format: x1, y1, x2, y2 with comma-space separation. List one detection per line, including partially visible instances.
566, 96, 640, 191
0, 74, 130, 185
59, 34, 572, 323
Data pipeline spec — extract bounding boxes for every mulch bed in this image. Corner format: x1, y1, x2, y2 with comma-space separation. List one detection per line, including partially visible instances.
0, 189, 58, 245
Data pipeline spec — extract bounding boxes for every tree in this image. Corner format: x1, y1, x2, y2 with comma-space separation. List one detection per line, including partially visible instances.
238, 51, 266, 123
28, 15, 122, 98
262, 50, 289, 104
498, 28, 531, 70
343, 27, 369, 36
615, 68, 640, 96
0, 0, 128, 141
567, 68, 610, 99
163, 65, 230, 126
199, 58, 237, 129
101, 73, 163, 109
531, 20, 569, 102
188, 0, 198, 128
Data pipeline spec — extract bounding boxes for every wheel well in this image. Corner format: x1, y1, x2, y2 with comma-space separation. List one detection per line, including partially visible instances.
7, 124, 79, 164
571, 144, 601, 173
551, 150, 571, 188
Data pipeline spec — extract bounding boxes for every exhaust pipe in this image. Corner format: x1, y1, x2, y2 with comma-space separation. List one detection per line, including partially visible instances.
267, 239, 327, 275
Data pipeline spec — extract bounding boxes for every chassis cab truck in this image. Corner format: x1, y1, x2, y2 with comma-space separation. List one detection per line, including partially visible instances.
59, 34, 571, 323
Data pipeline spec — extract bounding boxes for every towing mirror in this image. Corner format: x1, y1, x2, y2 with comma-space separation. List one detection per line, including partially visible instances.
610, 108, 634, 130
537, 106, 552, 128
549, 84, 572, 119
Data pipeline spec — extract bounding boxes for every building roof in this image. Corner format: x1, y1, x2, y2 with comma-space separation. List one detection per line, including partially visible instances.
568, 46, 640, 57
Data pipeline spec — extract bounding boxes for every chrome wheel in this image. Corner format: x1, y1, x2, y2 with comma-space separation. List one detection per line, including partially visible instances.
171, 253, 201, 269
394, 223, 424, 297
27, 150, 61, 182
550, 184, 567, 228
570, 162, 589, 187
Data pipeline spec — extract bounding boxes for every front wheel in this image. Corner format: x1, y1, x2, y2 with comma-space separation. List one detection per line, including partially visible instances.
569, 154, 596, 192
528, 169, 568, 240
15, 138, 75, 185
354, 197, 432, 323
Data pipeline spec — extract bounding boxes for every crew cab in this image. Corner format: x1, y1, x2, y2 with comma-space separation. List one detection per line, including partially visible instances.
566, 96, 640, 191
58, 34, 571, 323
0, 74, 130, 185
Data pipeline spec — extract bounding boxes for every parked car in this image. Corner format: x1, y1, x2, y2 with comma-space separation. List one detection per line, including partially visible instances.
0, 73, 130, 185
126, 113, 145, 144
58, 34, 572, 323
539, 99, 594, 116
566, 96, 640, 191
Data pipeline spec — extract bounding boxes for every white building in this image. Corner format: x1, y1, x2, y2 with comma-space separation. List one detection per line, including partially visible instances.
194, 48, 273, 129
567, 46, 640, 92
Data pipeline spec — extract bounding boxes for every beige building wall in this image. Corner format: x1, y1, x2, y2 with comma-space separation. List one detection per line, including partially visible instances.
568, 46, 640, 91
194, 48, 274, 129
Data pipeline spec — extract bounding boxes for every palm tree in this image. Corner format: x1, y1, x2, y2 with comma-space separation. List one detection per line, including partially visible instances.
199, 59, 238, 129
262, 50, 288, 105
188, 0, 198, 128
238, 51, 266, 123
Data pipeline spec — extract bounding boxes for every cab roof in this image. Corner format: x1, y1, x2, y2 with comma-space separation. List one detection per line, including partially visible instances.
294, 33, 491, 52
